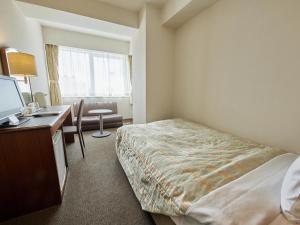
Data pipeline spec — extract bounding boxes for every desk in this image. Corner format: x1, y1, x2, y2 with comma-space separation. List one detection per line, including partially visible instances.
0, 105, 74, 221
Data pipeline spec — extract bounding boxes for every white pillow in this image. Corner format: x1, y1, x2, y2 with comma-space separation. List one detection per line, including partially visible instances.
281, 156, 300, 223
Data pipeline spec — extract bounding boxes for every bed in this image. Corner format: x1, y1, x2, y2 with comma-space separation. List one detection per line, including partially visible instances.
115, 119, 295, 225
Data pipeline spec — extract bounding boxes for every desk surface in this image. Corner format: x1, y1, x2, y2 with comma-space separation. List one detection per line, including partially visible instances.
0, 105, 71, 134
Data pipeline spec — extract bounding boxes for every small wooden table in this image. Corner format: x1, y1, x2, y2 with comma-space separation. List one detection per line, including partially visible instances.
88, 109, 112, 138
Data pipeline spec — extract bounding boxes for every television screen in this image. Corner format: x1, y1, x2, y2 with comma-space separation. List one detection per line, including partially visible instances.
0, 76, 25, 124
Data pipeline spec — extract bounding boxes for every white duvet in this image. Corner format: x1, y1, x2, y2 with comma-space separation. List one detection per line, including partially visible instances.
171, 153, 297, 225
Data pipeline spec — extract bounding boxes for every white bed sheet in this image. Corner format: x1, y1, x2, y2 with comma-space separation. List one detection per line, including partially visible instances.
171, 153, 297, 225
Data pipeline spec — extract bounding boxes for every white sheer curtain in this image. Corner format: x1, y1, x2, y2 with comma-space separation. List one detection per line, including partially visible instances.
58, 46, 131, 97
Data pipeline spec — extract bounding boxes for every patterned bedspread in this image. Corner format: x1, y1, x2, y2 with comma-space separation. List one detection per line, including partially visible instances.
115, 119, 285, 216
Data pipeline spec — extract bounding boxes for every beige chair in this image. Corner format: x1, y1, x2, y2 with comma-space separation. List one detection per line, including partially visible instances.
63, 99, 85, 158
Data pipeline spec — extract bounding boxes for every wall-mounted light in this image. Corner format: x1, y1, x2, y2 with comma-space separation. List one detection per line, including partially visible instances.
0, 48, 37, 102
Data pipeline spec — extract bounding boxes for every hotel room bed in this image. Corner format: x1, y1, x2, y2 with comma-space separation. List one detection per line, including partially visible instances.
115, 119, 294, 225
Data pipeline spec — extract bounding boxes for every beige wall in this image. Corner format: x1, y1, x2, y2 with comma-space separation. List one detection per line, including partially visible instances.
162, 0, 217, 28
132, 4, 175, 123
146, 5, 174, 122
162, 0, 192, 24
131, 5, 175, 124
173, 0, 300, 153
42, 27, 130, 55
0, 0, 50, 104
132, 8, 147, 124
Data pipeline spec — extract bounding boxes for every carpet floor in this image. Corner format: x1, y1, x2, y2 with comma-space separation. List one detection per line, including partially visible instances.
1, 129, 155, 225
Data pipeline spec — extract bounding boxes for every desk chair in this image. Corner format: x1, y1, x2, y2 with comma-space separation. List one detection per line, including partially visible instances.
63, 99, 85, 158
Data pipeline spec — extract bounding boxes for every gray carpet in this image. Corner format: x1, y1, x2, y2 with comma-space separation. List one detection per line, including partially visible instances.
1, 129, 155, 225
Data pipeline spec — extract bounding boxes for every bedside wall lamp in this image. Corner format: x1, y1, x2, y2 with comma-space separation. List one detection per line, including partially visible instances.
0, 48, 37, 102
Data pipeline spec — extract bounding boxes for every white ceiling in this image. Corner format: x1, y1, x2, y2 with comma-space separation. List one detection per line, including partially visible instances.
95, 0, 168, 11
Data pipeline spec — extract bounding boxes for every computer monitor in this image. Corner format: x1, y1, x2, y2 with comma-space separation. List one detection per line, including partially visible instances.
0, 75, 26, 126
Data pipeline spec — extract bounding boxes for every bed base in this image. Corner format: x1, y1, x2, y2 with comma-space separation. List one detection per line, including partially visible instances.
151, 213, 176, 225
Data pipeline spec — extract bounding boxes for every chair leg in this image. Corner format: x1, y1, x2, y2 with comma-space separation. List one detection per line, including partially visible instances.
78, 132, 85, 158
80, 131, 85, 148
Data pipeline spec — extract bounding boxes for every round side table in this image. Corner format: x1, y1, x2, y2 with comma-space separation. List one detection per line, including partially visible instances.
88, 109, 112, 138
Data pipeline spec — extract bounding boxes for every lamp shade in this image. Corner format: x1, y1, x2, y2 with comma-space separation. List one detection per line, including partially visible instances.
7, 52, 37, 77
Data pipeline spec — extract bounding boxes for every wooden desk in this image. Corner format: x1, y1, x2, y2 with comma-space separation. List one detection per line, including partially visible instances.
0, 105, 74, 221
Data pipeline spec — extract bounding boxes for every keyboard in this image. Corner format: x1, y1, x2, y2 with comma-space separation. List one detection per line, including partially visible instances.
31, 111, 62, 117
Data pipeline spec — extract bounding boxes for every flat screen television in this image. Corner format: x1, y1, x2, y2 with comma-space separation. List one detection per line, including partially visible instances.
0, 75, 27, 126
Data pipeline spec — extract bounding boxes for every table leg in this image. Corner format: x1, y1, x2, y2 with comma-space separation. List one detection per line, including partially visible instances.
92, 113, 111, 138
99, 114, 103, 135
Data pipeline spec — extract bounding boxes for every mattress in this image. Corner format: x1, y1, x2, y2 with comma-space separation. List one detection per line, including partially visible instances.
115, 119, 285, 216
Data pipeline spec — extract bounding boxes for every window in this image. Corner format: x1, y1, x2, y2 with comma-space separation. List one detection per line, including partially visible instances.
58, 46, 131, 97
